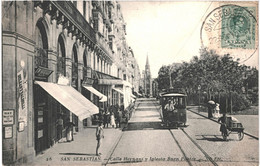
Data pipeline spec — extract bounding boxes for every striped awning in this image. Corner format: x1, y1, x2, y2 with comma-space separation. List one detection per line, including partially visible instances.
35, 81, 99, 121
112, 88, 124, 95
83, 86, 107, 102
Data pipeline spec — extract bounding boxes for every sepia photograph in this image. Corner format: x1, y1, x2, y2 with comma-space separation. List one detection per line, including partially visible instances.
1, 0, 259, 165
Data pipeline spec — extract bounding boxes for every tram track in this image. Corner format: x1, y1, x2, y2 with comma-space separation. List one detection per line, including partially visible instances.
152, 99, 219, 166
103, 99, 155, 166
102, 131, 124, 166
104, 99, 220, 166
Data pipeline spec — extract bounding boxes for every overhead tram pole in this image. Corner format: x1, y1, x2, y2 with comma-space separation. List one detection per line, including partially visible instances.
198, 85, 201, 112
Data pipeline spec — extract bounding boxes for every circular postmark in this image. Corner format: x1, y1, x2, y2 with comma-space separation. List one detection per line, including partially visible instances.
200, 4, 258, 62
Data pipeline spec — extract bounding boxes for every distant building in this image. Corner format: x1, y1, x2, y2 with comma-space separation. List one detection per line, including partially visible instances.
152, 79, 158, 97
143, 55, 152, 97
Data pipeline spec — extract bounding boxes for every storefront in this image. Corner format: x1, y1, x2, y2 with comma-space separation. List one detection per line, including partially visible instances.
34, 80, 99, 153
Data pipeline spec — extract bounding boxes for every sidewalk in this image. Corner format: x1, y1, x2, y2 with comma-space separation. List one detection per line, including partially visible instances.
187, 106, 259, 138
28, 126, 122, 166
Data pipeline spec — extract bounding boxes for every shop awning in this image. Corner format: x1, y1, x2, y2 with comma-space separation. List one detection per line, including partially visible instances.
131, 94, 136, 99
35, 81, 99, 121
112, 88, 124, 95
122, 81, 132, 87
136, 92, 142, 96
98, 79, 123, 85
83, 86, 107, 102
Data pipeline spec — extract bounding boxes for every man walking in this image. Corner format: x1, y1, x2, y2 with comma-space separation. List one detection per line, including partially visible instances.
96, 122, 104, 156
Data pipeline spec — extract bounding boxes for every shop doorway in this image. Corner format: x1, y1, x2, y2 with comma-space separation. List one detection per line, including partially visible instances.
34, 84, 48, 154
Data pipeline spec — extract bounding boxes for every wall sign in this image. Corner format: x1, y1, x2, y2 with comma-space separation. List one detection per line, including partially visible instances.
4, 126, 13, 139
17, 69, 28, 126
82, 77, 94, 86
3, 110, 14, 125
18, 122, 25, 132
35, 66, 53, 79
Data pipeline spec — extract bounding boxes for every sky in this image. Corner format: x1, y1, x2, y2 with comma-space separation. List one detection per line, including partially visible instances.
120, 1, 259, 78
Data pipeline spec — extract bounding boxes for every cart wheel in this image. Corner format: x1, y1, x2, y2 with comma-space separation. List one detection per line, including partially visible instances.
222, 132, 227, 141
238, 131, 244, 141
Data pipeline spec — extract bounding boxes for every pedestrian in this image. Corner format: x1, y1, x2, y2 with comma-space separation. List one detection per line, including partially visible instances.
66, 121, 75, 142
56, 115, 64, 143
103, 111, 110, 128
96, 122, 104, 156
207, 103, 214, 118
110, 112, 116, 128
118, 110, 123, 128
218, 113, 228, 141
214, 103, 220, 118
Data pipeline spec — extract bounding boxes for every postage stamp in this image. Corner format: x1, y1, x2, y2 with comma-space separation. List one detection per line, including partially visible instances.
200, 3, 258, 62
221, 5, 256, 49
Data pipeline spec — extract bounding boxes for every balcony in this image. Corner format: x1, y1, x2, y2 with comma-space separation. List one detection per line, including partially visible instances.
57, 56, 66, 74
83, 66, 93, 78
35, 48, 48, 68
72, 62, 78, 78
51, 1, 96, 43
35, 1, 96, 46
96, 33, 113, 60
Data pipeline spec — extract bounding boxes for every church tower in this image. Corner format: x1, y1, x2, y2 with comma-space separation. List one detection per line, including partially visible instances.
144, 54, 152, 96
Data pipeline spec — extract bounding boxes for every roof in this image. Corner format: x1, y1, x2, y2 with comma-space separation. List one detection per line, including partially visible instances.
162, 93, 187, 97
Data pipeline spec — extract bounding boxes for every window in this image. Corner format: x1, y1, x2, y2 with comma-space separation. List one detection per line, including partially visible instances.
83, 1, 86, 18
109, 37, 113, 50
35, 21, 48, 68
72, 44, 78, 89
57, 35, 66, 78
83, 51, 87, 67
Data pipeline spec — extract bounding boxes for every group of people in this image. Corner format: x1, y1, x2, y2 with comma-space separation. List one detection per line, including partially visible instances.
98, 104, 134, 129
56, 116, 75, 143
164, 99, 176, 112
95, 103, 135, 156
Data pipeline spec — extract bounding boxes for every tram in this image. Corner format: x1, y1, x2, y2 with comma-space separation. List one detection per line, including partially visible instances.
160, 93, 187, 127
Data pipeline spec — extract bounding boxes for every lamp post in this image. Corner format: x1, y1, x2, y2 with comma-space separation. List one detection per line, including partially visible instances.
198, 85, 201, 112
169, 66, 173, 90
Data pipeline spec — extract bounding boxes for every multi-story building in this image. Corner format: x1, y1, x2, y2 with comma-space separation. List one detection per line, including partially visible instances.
2, 1, 140, 164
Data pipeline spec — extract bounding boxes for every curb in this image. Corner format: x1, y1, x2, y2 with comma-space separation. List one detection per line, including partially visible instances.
187, 108, 259, 140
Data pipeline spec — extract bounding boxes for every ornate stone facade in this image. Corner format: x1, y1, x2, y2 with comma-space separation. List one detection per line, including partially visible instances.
2, 1, 140, 164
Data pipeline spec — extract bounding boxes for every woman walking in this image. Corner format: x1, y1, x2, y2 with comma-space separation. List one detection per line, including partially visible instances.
110, 112, 116, 128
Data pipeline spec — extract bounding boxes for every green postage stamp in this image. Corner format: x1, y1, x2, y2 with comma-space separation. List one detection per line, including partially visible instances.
221, 6, 256, 49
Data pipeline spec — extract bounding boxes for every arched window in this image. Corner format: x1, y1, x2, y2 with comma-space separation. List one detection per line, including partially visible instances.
57, 35, 66, 78
35, 20, 48, 68
72, 44, 78, 89
83, 50, 87, 67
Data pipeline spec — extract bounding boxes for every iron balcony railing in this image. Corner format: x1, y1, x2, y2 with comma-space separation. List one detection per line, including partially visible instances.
35, 48, 48, 68
72, 62, 78, 78
83, 66, 93, 78
57, 56, 66, 76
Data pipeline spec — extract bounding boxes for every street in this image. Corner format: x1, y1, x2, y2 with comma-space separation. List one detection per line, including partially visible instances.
105, 98, 259, 166
29, 98, 258, 166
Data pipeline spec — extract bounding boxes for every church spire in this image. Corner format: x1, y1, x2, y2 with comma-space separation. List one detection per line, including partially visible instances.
146, 53, 149, 67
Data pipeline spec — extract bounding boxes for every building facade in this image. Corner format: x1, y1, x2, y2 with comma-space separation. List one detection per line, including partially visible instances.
2, 1, 140, 164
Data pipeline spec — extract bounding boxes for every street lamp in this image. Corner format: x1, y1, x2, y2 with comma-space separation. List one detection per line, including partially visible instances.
198, 85, 201, 112
169, 66, 173, 90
